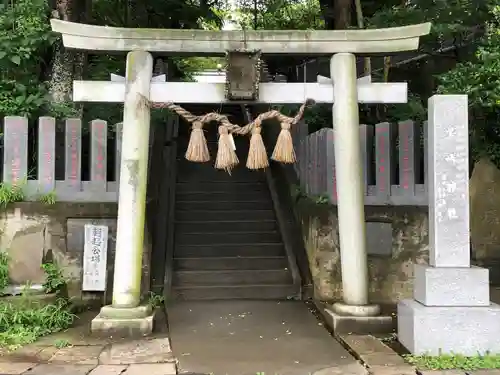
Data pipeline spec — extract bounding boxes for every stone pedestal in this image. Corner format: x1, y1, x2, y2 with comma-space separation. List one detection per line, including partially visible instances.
398, 95, 500, 355
91, 305, 156, 337
398, 300, 500, 356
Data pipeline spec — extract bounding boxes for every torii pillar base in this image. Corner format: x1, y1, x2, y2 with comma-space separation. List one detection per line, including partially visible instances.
91, 304, 156, 337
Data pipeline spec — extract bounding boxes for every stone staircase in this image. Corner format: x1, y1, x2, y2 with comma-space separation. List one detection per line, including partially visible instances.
171, 104, 298, 300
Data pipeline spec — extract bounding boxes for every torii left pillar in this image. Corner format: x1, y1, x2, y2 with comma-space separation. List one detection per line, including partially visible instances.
91, 51, 156, 336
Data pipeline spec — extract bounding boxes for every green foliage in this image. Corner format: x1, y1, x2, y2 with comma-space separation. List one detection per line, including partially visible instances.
0, 183, 25, 208
39, 191, 57, 205
80, 0, 226, 123
0, 0, 54, 117
367, 0, 489, 39
0, 297, 74, 351
384, 93, 427, 123
437, 1, 500, 164
236, 0, 324, 30
290, 184, 330, 205
147, 292, 165, 308
362, 0, 492, 123
41, 263, 67, 294
0, 0, 227, 121
273, 104, 331, 133
0, 252, 9, 293
404, 352, 500, 370
0, 258, 73, 350
173, 56, 225, 82
54, 339, 71, 348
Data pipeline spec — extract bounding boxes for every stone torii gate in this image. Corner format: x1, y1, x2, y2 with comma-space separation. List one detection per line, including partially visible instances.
51, 19, 431, 335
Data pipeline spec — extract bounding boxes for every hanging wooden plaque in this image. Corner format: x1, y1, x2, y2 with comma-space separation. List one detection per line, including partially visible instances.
225, 50, 261, 101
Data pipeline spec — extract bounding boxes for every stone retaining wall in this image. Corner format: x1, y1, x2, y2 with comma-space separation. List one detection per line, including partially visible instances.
0, 202, 151, 304
294, 196, 429, 304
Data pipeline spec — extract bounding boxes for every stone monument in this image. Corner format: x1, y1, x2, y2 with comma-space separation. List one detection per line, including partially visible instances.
398, 95, 500, 355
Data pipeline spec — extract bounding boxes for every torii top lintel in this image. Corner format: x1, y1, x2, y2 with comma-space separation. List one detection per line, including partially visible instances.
50, 19, 431, 55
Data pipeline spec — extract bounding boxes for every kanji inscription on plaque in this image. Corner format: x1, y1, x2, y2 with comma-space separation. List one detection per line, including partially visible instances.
225, 51, 261, 101
82, 224, 109, 291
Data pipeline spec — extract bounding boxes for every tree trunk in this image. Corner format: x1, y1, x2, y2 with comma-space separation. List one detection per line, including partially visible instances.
319, 0, 352, 29
48, 43, 74, 105
48, 0, 87, 115
354, 0, 371, 76
334, 0, 352, 29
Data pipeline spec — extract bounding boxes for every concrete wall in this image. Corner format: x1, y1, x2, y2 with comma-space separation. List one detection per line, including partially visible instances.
0, 202, 151, 304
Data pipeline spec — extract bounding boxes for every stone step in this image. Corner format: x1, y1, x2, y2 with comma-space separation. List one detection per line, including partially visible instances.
176, 200, 273, 211
172, 284, 298, 300
176, 190, 270, 202
175, 231, 282, 245
174, 243, 285, 258
177, 173, 266, 183
176, 182, 268, 193
174, 256, 288, 271
175, 209, 276, 222
175, 220, 277, 233
176, 163, 263, 177
173, 269, 292, 286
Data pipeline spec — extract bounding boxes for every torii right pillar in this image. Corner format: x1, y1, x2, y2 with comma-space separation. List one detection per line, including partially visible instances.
398, 95, 500, 355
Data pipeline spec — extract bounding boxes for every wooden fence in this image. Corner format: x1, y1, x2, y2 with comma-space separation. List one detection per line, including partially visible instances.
2, 114, 428, 206
0, 116, 178, 202
292, 120, 428, 206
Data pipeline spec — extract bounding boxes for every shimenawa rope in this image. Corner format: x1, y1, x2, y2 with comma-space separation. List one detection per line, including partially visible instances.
142, 96, 315, 173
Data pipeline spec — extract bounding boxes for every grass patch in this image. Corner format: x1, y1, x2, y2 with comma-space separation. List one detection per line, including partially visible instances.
0, 296, 75, 351
147, 292, 165, 308
404, 353, 500, 370
54, 338, 71, 349
38, 190, 57, 205
0, 252, 9, 293
0, 257, 74, 350
0, 182, 25, 207
41, 263, 66, 295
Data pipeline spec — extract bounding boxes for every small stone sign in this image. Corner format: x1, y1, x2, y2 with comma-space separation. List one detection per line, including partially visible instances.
82, 224, 109, 291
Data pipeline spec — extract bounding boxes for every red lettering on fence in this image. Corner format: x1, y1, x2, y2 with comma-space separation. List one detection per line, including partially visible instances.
11, 126, 20, 182
70, 125, 78, 185
402, 124, 410, 190
42, 124, 53, 184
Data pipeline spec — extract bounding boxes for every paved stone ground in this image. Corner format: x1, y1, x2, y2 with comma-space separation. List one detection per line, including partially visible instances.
0, 311, 177, 375
167, 300, 368, 375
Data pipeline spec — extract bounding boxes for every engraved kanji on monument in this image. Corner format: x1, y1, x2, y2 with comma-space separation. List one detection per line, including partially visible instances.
427, 95, 470, 267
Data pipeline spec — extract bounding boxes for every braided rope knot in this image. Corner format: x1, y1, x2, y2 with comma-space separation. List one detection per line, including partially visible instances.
192, 121, 203, 130
281, 121, 292, 131
251, 126, 262, 135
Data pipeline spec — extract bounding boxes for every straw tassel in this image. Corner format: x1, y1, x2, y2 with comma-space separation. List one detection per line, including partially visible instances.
271, 121, 296, 164
185, 121, 210, 163
246, 123, 269, 170
215, 126, 239, 173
